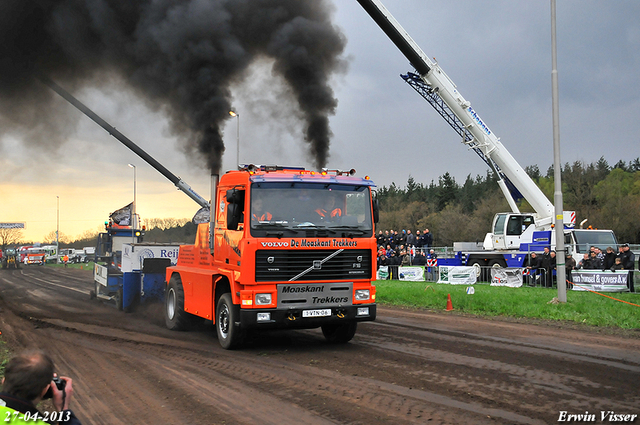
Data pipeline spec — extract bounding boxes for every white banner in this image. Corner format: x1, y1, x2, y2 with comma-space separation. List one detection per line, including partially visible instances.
121, 243, 181, 272
438, 266, 477, 285
571, 270, 629, 292
0, 222, 25, 229
491, 268, 523, 287
376, 266, 389, 280
399, 266, 425, 281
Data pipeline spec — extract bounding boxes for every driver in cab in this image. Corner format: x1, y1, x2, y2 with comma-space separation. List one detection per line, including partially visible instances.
251, 195, 272, 222
315, 194, 342, 222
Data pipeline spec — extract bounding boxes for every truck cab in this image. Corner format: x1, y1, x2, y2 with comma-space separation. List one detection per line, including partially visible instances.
485, 213, 536, 251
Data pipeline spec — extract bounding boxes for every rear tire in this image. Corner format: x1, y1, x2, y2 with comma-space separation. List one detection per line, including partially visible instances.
216, 293, 244, 350
468, 259, 485, 281
488, 259, 507, 268
165, 274, 197, 331
115, 287, 123, 311
321, 322, 357, 344
487, 259, 506, 282
124, 293, 140, 313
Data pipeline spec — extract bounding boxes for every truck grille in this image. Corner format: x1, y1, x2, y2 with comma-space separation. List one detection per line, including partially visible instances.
255, 249, 372, 282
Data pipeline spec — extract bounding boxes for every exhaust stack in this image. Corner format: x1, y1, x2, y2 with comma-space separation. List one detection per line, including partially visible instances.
210, 174, 219, 254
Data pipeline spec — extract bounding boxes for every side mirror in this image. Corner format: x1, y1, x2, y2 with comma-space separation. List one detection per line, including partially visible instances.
226, 189, 245, 204
372, 198, 379, 224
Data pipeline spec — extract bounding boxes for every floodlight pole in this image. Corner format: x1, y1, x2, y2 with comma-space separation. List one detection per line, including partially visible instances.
551, 0, 567, 303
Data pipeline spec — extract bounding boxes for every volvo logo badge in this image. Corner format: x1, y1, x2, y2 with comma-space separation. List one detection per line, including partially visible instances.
356, 256, 363, 262
313, 260, 322, 269
267, 256, 275, 264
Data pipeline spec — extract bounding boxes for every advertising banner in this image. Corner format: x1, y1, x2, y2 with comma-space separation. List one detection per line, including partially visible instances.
376, 266, 389, 281
0, 222, 25, 229
570, 270, 628, 292
438, 266, 477, 285
121, 243, 181, 273
491, 268, 523, 287
399, 266, 425, 281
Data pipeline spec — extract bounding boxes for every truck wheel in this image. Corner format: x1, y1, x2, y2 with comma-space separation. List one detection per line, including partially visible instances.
115, 288, 124, 311
322, 322, 357, 344
488, 259, 507, 268
165, 275, 196, 331
216, 293, 244, 350
468, 260, 484, 279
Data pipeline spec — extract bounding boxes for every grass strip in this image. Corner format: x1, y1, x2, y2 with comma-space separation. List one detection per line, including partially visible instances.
375, 280, 640, 329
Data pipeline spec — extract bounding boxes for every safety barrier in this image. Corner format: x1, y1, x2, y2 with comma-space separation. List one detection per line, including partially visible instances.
377, 264, 638, 293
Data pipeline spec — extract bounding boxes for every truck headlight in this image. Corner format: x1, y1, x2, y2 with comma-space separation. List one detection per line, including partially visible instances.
357, 307, 370, 316
355, 289, 370, 301
255, 293, 272, 305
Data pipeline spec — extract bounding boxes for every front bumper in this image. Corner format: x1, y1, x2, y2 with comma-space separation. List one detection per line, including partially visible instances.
239, 304, 376, 330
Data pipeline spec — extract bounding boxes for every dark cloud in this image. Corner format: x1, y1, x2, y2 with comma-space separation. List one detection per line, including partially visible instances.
0, 0, 347, 172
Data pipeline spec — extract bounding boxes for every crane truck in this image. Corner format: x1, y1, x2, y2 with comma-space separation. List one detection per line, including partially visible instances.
44, 79, 378, 349
356, 0, 617, 272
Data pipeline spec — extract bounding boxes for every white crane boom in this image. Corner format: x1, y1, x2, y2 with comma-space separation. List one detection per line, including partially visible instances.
356, 0, 555, 225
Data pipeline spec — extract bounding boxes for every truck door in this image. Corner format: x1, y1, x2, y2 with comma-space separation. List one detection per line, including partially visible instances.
492, 214, 507, 249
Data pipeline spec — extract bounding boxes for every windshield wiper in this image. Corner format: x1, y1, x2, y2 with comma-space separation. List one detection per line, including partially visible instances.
326, 225, 366, 235
253, 222, 289, 229
294, 222, 325, 228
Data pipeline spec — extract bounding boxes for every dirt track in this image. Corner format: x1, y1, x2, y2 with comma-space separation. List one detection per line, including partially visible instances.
0, 266, 638, 424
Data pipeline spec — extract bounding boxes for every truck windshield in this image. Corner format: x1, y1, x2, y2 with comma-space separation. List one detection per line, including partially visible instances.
250, 182, 373, 238
572, 230, 618, 253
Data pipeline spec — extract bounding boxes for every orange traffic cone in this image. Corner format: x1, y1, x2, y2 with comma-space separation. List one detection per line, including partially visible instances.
446, 293, 454, 311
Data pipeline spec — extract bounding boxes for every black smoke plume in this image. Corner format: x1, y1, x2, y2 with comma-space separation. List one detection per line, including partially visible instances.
0, 0, 346, 173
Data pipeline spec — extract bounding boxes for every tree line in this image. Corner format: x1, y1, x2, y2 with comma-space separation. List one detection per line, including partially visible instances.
376, 157, 640, 247
2, 157, 638, 251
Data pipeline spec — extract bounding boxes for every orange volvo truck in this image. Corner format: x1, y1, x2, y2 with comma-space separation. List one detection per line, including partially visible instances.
164, 165, 379, 349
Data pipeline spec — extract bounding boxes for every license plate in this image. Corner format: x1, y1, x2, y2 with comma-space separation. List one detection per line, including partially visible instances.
302, 309, 332, 318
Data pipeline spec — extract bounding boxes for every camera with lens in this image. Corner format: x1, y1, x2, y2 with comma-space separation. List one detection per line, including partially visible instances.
43, 376, 66, 399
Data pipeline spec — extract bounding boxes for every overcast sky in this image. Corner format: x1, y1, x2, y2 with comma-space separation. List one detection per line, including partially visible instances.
1, 0, 639, 242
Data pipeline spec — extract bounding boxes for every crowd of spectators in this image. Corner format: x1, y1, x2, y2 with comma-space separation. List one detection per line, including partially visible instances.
524, 244, 635, 292
375, 227, 636, 292
376, 229, 438, 279
376, 229, 436, 264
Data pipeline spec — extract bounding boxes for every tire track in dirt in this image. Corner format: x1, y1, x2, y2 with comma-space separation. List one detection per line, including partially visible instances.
1, 267, 639, 425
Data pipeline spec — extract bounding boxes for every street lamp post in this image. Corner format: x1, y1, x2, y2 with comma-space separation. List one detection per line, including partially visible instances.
128, 163, 136, 243
229, 110, 239, 168
56, 196, 59, 264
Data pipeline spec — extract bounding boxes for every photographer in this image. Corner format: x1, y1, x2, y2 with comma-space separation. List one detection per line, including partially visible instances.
0, 350, 82, 424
